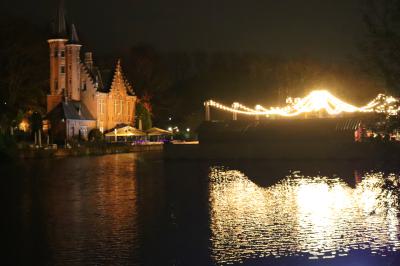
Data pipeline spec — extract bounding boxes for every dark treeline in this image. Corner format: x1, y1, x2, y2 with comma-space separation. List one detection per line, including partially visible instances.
361, 0, 400, 93
0, 17, 48, 130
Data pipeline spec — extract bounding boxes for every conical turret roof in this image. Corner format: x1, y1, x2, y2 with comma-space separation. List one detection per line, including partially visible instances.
50, 0, 68, 39
67, 23, 81, 44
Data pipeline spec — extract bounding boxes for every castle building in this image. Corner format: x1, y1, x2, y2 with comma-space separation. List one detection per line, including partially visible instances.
46, 0, 137, 141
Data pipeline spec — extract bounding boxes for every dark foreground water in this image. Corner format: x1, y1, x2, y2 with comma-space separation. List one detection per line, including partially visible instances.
2, 151, 400, 266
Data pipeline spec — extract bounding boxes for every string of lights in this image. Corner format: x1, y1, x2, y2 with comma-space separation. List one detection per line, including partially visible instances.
204, 90, 400, 117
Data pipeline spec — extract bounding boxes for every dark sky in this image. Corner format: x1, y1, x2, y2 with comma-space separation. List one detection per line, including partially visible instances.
1, 0, 365, 59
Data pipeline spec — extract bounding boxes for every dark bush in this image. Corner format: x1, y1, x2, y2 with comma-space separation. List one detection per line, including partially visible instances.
88, 129, 104, 142
0, 132, 17, 160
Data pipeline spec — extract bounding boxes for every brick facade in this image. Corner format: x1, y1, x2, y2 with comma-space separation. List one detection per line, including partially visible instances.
46, 2, 137, 140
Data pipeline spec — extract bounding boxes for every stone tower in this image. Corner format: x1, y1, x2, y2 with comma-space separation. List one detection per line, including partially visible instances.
47, 0, 68, 112
65, 24, 82, 101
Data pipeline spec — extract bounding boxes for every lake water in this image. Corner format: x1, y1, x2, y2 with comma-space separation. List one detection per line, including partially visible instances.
3, 151, 400, 265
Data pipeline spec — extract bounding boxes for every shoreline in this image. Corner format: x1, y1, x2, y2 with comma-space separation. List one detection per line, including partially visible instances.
164, 142, 400, 161
16, 143, 163, 159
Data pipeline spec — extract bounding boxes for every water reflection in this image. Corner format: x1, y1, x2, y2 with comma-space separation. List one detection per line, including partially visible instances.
48, 155, 140, 265
12, 154, 141, 265
209, 167, 400, 264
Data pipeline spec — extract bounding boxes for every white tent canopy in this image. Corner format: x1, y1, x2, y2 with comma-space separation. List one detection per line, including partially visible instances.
105, 126, 146, 137
146, 127, 173, 136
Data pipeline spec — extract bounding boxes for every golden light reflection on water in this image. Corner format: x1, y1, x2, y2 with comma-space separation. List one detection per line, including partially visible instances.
209, 167, 400, 264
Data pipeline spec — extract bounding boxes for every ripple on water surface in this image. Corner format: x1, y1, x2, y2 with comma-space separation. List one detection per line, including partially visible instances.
209, 167, 400, 265
23, 154, 141, 265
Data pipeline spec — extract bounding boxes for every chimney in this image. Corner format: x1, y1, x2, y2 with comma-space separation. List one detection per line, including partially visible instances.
63, 88, 68, 105
85, 52, 93, 70
76, 103, 82, 116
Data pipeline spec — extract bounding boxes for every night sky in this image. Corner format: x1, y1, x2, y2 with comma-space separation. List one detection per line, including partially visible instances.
1, 0, 365, 59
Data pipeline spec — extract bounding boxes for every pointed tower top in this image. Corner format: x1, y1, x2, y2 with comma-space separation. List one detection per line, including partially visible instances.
114, 59, 123, 77
99, 58, 134, 95
112, 59, 135, 95
110, 59, 121, 74
67, 24, 80, 44
50, 0, 67, 39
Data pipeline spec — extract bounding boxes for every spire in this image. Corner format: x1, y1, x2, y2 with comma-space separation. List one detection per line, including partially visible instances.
110, 59, 123, 91
116, 59, 122, 72
51, 0, 67, 39
113, 59, 123, 83
68, 24, 80, 44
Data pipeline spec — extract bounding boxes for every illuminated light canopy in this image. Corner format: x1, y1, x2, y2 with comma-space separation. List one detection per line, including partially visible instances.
19, 119, 29, 132
205, 90, 400, 117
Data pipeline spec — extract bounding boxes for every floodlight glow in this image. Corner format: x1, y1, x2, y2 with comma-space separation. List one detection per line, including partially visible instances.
205, 90, 400, 117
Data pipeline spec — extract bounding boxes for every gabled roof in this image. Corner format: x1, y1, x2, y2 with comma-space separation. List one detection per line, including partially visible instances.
98, 59, 135, 96
80, 58, 136, 97
47, 101, 95, 121
81, 63, 104, 88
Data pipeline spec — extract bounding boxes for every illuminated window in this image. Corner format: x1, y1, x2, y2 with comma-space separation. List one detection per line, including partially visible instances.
79, 126, 88, 139
100, 99, 104, 114
99, 122, 104, 133
114, 100, 118, 115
